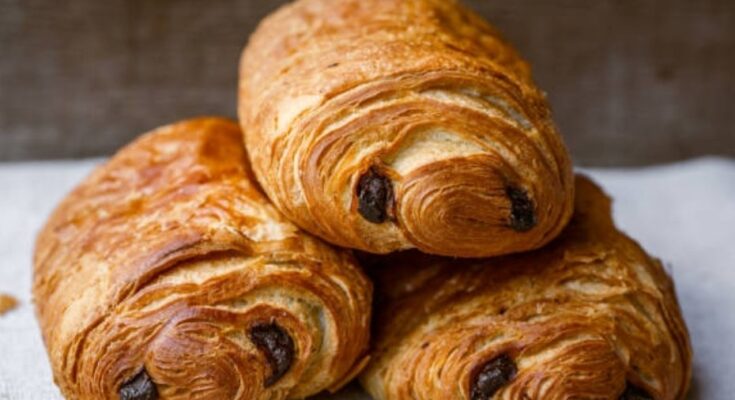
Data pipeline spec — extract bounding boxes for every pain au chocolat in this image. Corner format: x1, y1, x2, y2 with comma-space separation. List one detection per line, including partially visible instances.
238, 0, 574, 258
33, 118, 372, 399
360, 176, 691, 400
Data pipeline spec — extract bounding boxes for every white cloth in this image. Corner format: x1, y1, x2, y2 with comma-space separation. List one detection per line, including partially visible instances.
1, 158, 733, 400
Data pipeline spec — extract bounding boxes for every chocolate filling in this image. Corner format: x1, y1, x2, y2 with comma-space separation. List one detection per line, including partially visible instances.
506, 186, 536, 232
249, 322, 295, 387
470, 354, 517, 400
357, 167, 394, 224
619, 382, 654, 400
119, 369, 158, 400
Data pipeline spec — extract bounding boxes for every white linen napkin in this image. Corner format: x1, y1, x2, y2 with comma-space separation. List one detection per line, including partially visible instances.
1, 158, 733, 400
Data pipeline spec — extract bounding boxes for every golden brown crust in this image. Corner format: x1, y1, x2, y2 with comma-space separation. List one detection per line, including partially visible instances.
360, 176, 692, 400
238, 0, 574, 258
33, 118, 372, 399
0, 293, 17, 316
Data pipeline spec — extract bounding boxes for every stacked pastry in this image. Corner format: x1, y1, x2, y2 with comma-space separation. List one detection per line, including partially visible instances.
33, 0, 691, 399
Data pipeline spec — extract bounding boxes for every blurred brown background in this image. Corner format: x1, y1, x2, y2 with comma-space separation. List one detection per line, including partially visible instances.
1, 0, 733, 165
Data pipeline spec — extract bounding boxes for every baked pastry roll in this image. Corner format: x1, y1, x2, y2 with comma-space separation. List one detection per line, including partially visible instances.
360, 176, 691, 400
238, 0, 574, 257
33, 118, 372, 399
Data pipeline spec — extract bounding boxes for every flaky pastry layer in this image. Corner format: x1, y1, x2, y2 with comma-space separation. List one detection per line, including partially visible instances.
238, 0, 574, 257
360, 176, 691, 400
33, 118, 372, 399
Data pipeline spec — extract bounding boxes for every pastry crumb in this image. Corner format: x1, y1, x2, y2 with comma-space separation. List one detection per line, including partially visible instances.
0, 293, 18, 315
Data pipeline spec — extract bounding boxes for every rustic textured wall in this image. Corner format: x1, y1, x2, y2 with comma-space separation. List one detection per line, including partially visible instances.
1, 0, 733, 165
